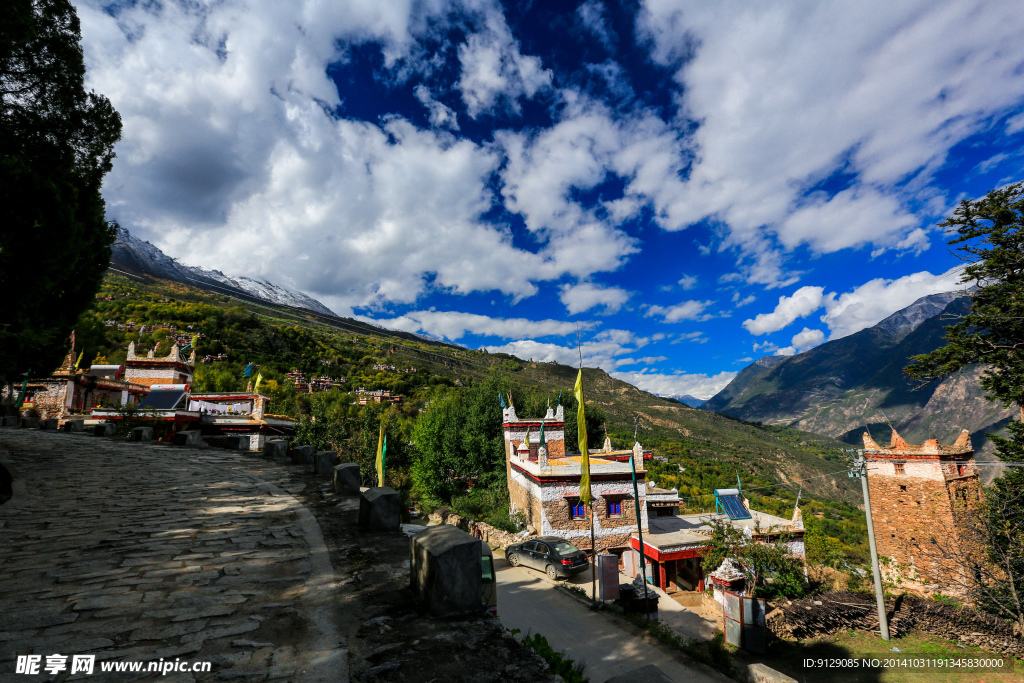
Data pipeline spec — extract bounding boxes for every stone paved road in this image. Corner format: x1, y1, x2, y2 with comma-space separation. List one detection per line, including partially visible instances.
0, 429, 345, 683
496, 561, 730, 683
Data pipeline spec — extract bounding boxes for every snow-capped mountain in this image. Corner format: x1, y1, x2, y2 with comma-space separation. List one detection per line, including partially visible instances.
667, 394, 706, 408
109, 226, 337, 316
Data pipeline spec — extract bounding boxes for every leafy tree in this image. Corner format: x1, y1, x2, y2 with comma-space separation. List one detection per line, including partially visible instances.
1, 0, 122, 389
293, 392, 350, 453
905, 182, 1024, 625
701, 517, 805, 599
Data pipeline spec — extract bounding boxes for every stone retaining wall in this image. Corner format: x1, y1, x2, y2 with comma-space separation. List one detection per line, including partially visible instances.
767, 591, 1024, 659
427, 509, 525, 549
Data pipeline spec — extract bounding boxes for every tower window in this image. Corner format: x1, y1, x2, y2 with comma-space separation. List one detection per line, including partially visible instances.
899, 485, 907, 492
570, 501, 586, 519
607, 500, 622, 517
894, 463, 905, 475
957, 464, 966, 476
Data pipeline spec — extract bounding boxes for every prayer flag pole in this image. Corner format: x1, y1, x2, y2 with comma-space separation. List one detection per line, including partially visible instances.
631, 414, 651, 621
574, 325, 595, 602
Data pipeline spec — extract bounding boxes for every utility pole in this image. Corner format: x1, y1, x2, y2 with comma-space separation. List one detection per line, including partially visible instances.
852, 451, 890, 640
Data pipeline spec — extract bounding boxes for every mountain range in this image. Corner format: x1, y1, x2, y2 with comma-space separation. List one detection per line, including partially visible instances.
703, 291, 1014, 470
110, 226, 338, 316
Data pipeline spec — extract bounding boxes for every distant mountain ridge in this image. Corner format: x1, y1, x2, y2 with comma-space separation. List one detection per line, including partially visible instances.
703, 291, 1014, 468
110, 226, 337, 316
667, 394, 706, 408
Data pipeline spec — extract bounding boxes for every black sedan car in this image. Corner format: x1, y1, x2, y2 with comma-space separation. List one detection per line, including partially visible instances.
506, 536, 590, 579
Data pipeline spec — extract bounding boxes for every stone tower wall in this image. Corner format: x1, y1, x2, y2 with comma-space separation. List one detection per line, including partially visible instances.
865, 430, 981, 599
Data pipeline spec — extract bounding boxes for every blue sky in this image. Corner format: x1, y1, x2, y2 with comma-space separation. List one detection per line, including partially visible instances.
78, 0, 1024, 398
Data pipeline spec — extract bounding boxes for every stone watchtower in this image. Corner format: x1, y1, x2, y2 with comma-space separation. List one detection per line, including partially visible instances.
862, 428, 981, 598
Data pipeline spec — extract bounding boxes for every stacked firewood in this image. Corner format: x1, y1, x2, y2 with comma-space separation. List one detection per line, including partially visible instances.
766, 592, 1023, 658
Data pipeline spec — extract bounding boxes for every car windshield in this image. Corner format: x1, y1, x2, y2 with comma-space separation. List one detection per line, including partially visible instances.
551, 541, 579, 555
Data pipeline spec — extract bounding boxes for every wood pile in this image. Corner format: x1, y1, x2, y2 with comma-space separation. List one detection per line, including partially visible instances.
766, 591, 1023, 658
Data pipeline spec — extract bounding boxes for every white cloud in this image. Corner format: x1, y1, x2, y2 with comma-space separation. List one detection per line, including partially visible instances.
457, 9, 553, 118
413, 85, 459, 130
1007, 112, 1024, 135
731, 292, 756, 307
611, 369, 737, 401
559, 282, 631, 315
645, 300, 713, 323
638, 0, 1024, 279
486, 328, 650, 371
742, 286, 824, 335
677, 274, 697, 289
820, 267, 965, 339
741, 267, 966, 341
776, 327, 825, 355
577, 0, 615, 50
752, 341, 778, 353
366, 310, 587, 341
74, 0, 655, 315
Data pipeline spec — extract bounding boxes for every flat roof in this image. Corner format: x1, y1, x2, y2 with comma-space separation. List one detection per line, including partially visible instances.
641, 509, 799, 550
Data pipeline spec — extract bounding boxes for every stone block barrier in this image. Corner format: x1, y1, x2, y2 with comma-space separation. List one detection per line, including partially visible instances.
62, 420, 86, 433
131, 426, 154, 442
427, 509, 525, 549
290, 445, 314, 465
172, 430, 202, 448
20, 417, 40, 429
1, 416, 19, 427
40, 418, 59, 430
359, 487, 401, 533
264, 439, 288, 460
314, 450, 338, 476
333, 463, 361, 495
93, 423, 116, 437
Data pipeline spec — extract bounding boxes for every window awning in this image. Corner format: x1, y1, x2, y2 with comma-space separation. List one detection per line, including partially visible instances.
599, 492, 633, 499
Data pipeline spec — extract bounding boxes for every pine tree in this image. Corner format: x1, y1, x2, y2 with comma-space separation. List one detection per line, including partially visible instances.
0, 0, 122, 387
905, 181, 1024, 626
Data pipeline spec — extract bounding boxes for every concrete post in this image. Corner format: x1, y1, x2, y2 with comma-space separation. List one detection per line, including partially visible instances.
858, 455, 890, 641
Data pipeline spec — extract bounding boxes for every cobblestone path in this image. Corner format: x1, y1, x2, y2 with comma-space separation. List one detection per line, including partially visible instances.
0, 430, 345, 683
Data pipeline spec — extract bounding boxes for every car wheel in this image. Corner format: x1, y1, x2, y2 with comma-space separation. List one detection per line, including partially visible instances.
509, 553, 520, 567
546, 565, 558, 580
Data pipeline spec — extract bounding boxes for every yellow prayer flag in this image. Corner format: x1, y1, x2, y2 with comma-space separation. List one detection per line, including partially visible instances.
375, 420, 386, 487
253, 372, 263, 394
574, 369, 591, 505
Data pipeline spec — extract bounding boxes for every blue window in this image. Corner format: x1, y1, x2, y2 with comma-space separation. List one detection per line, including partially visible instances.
608, 500, 622, 517
570, 501, 586, 519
